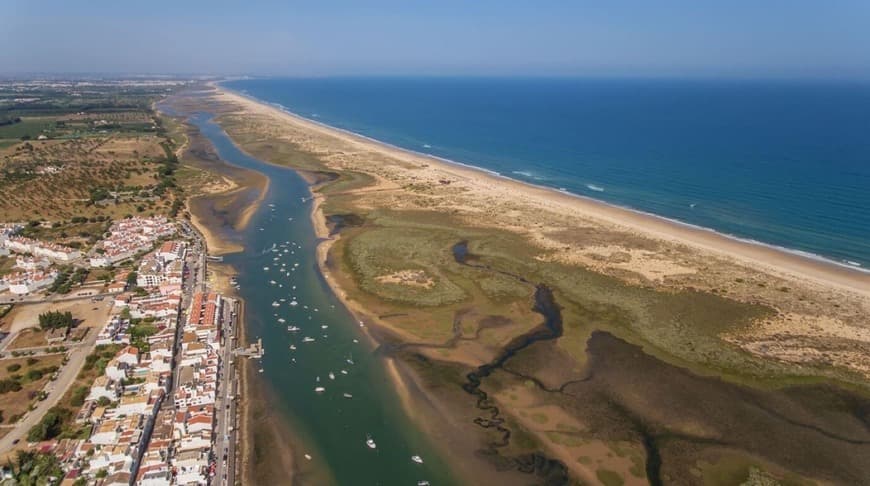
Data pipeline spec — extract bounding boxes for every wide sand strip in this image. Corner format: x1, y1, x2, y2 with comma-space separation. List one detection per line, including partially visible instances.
215, 87, 869, 298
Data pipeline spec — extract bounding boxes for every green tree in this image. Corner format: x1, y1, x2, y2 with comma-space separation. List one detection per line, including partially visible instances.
38, 311, 74, 330
26, 407, 67, 442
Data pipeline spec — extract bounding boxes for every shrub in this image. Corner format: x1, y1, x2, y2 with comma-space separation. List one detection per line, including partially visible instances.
25, 369, 44, 381
70, 386, 89, 407
0, 378, 22, 394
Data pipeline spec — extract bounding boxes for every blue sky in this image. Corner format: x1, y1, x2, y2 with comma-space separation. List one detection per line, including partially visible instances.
2, 0, 869, 78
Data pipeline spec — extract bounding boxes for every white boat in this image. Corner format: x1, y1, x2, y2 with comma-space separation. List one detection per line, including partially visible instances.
343, 393, 353, 398
258, 368, 264, 373
321, 325, 329, 329
340, 370, 348, 375
289, 300, 299, 306
269, 280, 277, 285
287, 326, 300, 332
417, 482, 430, 486
277, 318, 286, 323
328, 372, 335, 380
302, 337, 315, 343
263, 267, 270, 271
366, 435, 376, 449
271, 301, 280, 307
289, 345, 296, 350
411, 455, 423, 464
314, 387, 325, 393
304, 454, 312, 460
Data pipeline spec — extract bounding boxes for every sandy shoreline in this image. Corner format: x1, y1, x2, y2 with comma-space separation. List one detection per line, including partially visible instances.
218, 86, 869, 298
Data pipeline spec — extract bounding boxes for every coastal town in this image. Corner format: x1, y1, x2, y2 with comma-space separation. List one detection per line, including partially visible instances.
0, 215, 245, 485
2, 53, 870, 485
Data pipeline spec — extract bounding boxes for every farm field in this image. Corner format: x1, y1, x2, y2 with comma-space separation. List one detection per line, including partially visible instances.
0, 80, 189, 234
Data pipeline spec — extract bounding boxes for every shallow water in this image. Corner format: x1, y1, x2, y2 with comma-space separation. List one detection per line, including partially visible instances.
190, 112, 457, 485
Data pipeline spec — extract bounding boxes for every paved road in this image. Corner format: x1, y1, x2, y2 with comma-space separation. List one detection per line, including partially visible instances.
213, 299, 238, 485
0, 325, 100, 453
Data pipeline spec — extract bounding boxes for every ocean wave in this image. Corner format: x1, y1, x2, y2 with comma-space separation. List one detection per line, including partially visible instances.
511, 170, 544, 180
586, 184, 605, 192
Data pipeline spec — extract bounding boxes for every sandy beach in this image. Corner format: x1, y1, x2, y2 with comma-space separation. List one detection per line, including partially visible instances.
217, 87, 869, 297
170, 84, 870, 484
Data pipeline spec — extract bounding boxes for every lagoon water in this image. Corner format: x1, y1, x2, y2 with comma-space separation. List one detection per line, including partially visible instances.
190, 113, 456, 485
225, 77, 870, 269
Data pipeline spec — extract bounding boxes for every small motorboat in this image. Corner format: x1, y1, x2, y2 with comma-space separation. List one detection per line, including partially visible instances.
314, 387, 325, 393
343, 393, 353, 399
328, 372, 335, 380
417, 482, 430, 486
411, 455, 423, 464
366, 435, 377, 449
289, 345, 296, 350
302, 337, 315, 343
304, 454, 312, 460
287, 326, 300, 332
271, 301, 280, 307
